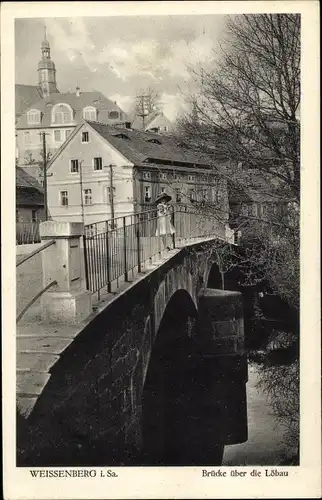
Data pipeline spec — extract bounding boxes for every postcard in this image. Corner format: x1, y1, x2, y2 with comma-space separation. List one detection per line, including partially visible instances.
1, 1, 321, 498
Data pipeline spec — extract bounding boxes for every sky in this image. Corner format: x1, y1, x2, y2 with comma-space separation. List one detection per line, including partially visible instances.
15, 15, 227, 121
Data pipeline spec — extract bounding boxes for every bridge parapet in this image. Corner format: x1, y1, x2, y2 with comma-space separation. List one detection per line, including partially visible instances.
39, 221, 92, 324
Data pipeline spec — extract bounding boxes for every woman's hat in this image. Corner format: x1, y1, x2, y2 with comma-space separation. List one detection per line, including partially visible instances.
155, 192, 172, 204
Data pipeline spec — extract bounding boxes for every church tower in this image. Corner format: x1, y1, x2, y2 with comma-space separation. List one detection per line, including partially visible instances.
37, 26, 58, 98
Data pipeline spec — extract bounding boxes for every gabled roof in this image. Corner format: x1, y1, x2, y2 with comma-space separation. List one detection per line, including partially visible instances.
48, 119, 213, 169
16, 167, 44, 206
15, 84, 43, 118
16, 91, 128, 129
131, 110, 173, 132
16, 166, 44, 191
145, 111, 173, 130
88, 121, 210, 167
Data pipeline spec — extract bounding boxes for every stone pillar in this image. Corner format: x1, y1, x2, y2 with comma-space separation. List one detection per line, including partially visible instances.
39, 221, 92, 324
197, 288, 248, 447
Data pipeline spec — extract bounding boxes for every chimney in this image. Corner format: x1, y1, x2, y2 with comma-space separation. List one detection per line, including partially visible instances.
76, 85, 81, 97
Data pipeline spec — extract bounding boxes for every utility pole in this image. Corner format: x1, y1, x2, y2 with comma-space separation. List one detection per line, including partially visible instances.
109, 164, 115, 228
79, 160, 85, 225
39, 132, 52, 221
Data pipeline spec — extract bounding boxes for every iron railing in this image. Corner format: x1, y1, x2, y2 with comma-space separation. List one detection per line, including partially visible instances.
83, 206, 224, 298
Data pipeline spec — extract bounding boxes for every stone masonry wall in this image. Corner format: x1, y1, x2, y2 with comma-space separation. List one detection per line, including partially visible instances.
17, 241, 247, 466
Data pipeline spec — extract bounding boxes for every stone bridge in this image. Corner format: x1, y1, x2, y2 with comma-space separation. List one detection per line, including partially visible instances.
17, 222, 248, 467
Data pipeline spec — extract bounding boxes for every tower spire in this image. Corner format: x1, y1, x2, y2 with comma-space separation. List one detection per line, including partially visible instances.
38, 26, 58, 97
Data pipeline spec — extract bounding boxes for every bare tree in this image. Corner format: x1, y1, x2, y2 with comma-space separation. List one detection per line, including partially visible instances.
178, 14, 300, 203
174, 15, 300, 461
134, 87, 160, 130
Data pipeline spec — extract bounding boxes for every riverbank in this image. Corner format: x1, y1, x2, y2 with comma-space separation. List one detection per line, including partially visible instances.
223, 362, 295, 466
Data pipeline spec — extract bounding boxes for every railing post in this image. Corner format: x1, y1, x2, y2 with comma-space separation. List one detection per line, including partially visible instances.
39, 221, 92, 324
123, 216, 128, 282
136, 215, 141, 273
105, 222, 111, 293
171, 208, 176, 249
83, 234, 90, 291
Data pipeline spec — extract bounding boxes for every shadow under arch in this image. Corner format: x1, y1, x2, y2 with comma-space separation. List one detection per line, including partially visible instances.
141, 289, 224, 466
207, 262, 223, 289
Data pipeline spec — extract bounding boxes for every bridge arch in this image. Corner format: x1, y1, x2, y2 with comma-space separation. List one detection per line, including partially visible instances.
142, 290, 197, 465
141, 289, 223, 466
206, 262, 223, 289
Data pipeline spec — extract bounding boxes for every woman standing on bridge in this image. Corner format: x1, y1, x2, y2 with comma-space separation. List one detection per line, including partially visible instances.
155, 192, 175, 250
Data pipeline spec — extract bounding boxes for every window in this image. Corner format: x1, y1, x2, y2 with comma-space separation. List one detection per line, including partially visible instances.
82, 131, 89, 143
160, 173, 167, 180
65, 130, 72, 139
261, 204, 268, 217
143, 172, 151, 180
31, 209, 38, 222
164, 126, 168, 132
60, 191, 68, 206
27, 109, 40, 125
83, 107, 97, 121
54, 130, 62, 142
23, 132, 31, 144
175, 188, 182, 203
84, 189, 92, 205
253, 204, 260, 217
93, 157, 103, 171
188, 175, 195, 182
113, 132, 130, 140
52, 104, 73, 124
70, 159, 79, 173
108, 111, 119, 120
147, 138, 162, 145
188, 189, 195, 202
144, 185, 151, 202
160, 187, 166, 193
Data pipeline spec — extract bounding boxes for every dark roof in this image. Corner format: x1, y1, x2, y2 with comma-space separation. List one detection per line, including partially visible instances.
16, 91, 127, 129
16, 190, 44, 207
16, 167, 44, 207
16, 167, 43, 191
228, 168, 288, 204
15, 84, 43, 118
87, 121, 210, 167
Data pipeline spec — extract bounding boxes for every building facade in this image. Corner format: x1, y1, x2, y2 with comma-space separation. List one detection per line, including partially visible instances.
16, 29, 127, 181
47, 120, 228, 227
131, 111, 174, 134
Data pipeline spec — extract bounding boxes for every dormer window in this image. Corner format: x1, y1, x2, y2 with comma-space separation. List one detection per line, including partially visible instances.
27, 109, 41, 125
108, 111, 120, 120
52, 103, 73, 124
114, 133, 130, 140
83, 106, 97, 121
147, 138, 162, 145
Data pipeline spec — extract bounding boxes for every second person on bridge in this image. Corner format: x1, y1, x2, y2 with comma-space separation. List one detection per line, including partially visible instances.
155, 192, 175, 251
